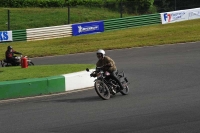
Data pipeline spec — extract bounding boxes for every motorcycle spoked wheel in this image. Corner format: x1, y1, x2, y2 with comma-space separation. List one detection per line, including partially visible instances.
1, 62, 11, 67
120, 82, 129, 95
1, 62, 6, 67
94, 80, 110, 100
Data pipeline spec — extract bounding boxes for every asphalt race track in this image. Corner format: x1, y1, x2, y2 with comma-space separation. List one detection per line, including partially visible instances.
0, 42, 200, 133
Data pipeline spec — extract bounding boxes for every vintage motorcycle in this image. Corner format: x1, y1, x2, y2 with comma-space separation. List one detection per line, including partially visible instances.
86, 67, 129, 100
1, 55, 34, 67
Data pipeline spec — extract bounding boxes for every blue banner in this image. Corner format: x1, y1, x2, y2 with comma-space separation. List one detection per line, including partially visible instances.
72, 21, 104, 36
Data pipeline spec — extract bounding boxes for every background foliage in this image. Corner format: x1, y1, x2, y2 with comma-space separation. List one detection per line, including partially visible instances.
1, 0, 200, 13
0, 0, 200, 30
0, 0, 154, 14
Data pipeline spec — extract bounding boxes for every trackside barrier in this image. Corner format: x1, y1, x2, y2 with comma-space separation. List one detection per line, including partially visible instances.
26, 24, 72, 41
104, 13, 161, 31
0, 76, 65, 100
4, 8, 200, 42
62, 70, 95, 91
0, 31, 13, 42
160, 7, 200, 24
12, 29, 27, 42
4, 13, 161, 42
72, 21, 104, 36
0, 71, 94, 100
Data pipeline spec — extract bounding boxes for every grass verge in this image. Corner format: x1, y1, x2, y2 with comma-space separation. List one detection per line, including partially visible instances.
1, 19, 200, 59
0, 19, 200, 81
0, 64, 95, 81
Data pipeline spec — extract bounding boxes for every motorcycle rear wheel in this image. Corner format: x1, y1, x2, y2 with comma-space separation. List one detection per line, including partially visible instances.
1, 62, 6, 67
1, 62, 10, 67
120, 83, 129, 95
95, 80, 110, 100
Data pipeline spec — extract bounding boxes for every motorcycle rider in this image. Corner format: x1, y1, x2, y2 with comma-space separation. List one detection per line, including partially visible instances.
95, 49, 125, 92
5, 46, 22, 66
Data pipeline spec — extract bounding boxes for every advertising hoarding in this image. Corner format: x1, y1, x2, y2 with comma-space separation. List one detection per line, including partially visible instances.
0, 31, 13, 42
188, 8, 200, 20
72, 21, 104, 36
160, 8, 200, 24
160, 10, 188, 24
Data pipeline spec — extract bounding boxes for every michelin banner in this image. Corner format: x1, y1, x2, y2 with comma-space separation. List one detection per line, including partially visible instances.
0, 31, 13, 42
72, 21, 104, 36
160, 8, 200, 24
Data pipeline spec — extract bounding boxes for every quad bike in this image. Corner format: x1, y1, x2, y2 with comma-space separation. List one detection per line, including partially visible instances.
86, 67, 129, 100
1, 55, 34, 67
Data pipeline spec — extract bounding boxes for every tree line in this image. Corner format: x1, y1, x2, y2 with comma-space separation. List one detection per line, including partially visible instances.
154, 0, 200, 12
0, 0, 199, 14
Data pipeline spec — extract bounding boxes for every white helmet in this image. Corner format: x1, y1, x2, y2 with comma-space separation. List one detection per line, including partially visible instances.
97, 49, 105, 57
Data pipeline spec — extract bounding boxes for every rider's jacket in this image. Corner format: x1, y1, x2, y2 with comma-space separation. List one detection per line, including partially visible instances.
96, 56, 117, 72
5, 50, 21, 60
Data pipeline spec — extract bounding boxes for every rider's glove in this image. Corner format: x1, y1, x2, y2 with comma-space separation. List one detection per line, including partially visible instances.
90, 73, 93, 77
90, 72, 96, 77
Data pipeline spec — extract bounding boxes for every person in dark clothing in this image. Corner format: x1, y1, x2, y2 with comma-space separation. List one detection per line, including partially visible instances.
95, 49, 125, 92
5, 46, 22, 66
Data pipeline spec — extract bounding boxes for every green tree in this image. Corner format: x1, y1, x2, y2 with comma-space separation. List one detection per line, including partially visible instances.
123, 0, 154, 14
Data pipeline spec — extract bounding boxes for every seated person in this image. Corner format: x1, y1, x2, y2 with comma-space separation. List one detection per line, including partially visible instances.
5, 46, 22, 66
95, 49, 125, 91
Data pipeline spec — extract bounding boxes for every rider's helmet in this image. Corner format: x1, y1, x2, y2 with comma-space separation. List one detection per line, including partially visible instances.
96, 49, 105, 58
7, 46, 12, 50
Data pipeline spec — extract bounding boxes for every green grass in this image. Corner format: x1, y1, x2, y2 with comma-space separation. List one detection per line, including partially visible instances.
1, 19, 200, 59
0, 7, 130, 30
1, 19, 200, 81
0, 64, 95, 81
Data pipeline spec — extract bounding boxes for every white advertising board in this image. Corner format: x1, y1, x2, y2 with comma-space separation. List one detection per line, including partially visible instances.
0, 31, 13, 42
188, 8, 200, 20
160, 8, 200, 24
160, 10, 189, 24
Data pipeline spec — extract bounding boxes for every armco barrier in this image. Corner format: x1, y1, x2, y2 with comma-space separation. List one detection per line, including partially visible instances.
12, 29, 27, 42
0, 71, 94, 100
7, 13, 161, 42
104, 13, 161, 31
26, 24, 72, 41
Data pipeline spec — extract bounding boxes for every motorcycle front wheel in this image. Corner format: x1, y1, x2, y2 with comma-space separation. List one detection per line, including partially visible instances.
95, 80, 110, 100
